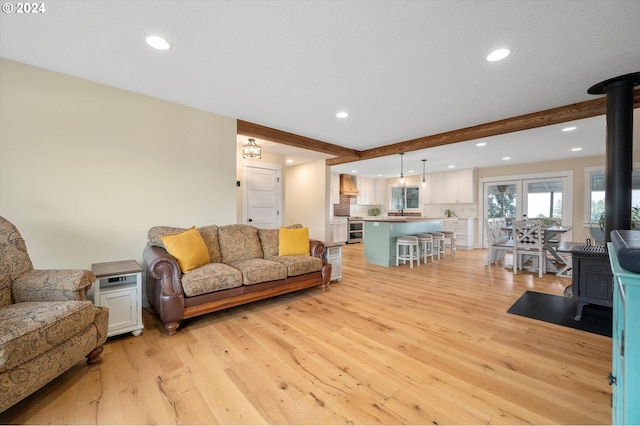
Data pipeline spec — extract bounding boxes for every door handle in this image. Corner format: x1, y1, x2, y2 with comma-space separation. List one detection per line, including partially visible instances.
248, 218, 253, 222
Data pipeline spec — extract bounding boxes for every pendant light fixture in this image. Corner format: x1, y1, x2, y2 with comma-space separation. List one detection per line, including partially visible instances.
421, 159, 427, 187
242, 138, 261, 159
398, 153, 405, 185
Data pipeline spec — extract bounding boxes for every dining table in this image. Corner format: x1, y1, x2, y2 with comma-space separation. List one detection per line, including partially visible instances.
501, 224, 573, 274
542, 225, 572, 273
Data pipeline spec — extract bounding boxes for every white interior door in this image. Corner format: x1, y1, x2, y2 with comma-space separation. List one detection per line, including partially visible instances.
244, 165, 282, 229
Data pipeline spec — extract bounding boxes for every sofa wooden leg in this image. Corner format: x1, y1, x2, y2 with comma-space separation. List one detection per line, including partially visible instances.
86, 346, 104, 365
321, 263, 332, 291
164, 321, 179, 335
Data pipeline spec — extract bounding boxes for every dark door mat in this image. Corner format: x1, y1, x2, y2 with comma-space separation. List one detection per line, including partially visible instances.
507, 291, 612, 337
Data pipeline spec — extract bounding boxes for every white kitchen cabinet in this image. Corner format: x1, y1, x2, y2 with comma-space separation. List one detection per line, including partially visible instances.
455, 169, 476, 203
357, 177, 384, 205
424, 173, 445, 203
443, 169, 476, 203
332, 217, 348, 243
356, 177, 371, 204
443, 172, 458, 203
374, 179, 386, 205
442, 218, 475, 249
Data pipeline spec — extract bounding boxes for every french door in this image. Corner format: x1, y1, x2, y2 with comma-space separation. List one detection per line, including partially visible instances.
486, 180, 519, 222
481, 174, 572, 247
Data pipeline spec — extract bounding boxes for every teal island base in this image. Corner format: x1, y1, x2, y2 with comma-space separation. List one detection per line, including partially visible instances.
363, 219, 443, 267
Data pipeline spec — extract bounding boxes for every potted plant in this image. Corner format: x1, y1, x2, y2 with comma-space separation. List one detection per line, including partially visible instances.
598, 206, 640, 230
443, 209, 457, 218
591, 207, 640, 245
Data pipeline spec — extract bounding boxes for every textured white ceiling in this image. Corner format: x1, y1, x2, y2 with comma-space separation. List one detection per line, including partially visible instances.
1, 0, 639, 176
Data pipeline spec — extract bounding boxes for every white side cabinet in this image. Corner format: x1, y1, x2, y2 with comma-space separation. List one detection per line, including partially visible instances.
324, 244, 343, 282
90, 260, 143, 338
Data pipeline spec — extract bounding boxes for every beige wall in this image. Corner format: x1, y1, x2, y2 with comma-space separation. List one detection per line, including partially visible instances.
0, 58, 237, 269
284, 160, 329, 241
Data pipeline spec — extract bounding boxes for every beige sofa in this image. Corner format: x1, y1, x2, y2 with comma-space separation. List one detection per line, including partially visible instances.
0, 217, 109, 412
143, 224, 331, 334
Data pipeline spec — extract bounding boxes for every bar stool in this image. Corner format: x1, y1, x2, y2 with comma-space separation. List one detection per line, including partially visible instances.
416, 234, 434, 264
442, 230, 456, 256
396, 236, 420, 268
426, 232, 446, 260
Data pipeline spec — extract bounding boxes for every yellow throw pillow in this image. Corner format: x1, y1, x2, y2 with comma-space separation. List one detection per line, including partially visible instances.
161, 226, 211, 272
279, 227, 310, 256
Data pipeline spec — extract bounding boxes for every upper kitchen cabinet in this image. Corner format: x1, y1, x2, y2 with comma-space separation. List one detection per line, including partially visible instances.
374, 179, 386, 205
357, 177, 385, 205
424, 169, 476, 204
443, 168, 477, 203
424, 173, 445, 204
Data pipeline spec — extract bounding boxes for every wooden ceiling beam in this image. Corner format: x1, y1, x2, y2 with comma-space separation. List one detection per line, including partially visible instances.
326, 88, 640, 166
239, 89, 639, 167
237, 120, 360, 159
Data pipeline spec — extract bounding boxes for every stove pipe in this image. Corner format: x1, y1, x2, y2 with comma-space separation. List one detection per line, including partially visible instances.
588, 72, 640, 242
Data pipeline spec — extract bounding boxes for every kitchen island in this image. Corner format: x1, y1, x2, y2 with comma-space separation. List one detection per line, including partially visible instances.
363, 218, 444, 266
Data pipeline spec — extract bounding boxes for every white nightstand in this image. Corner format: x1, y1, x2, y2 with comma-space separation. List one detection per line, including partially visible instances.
90, 260, 143, 338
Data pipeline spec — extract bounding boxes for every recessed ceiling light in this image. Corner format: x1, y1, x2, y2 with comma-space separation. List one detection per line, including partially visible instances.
336, 111, 349, 118
351, 170, 357, 173
571, 147, 583, 152
502, 156, 511, 161
448, 165, 455, 169
146, 35, 171, 50
562, 126, 577, 132
408, 170, 415, 174
487, 48, 510, 62
286, 159, 294, 164
476, 142, 487, 147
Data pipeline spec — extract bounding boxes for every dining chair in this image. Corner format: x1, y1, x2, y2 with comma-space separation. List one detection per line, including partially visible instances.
511, 219, 545, 278
485, 218, 512, 265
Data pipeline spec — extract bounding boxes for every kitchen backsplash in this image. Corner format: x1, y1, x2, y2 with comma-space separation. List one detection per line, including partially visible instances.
424, 204, 476, 218
333, 203, 350, 216
334, 197, 476, 218
350, 203, 476, 218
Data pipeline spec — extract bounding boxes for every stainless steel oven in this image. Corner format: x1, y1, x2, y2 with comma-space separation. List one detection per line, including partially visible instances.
348, 217, 363, 243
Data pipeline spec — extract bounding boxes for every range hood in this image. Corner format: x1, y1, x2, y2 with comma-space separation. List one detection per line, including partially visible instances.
340, 174, 359, 196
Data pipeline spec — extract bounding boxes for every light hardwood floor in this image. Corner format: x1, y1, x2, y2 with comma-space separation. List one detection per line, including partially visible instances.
0, 245, 612, 424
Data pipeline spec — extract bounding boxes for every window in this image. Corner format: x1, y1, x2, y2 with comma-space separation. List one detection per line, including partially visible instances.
587, 168, 640, 223
390, 185, 420, 210
589, 171, 605, 223
526, 180, 563, 224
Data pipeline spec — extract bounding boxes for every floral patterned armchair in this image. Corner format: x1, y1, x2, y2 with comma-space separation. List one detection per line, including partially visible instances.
0, 216, 109, 412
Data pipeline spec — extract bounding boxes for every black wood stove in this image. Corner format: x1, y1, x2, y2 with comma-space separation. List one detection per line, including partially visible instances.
567, 244, 613, 320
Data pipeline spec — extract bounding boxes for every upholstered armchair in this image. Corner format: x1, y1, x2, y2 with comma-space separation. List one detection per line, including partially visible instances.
0, 216, 109, 412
